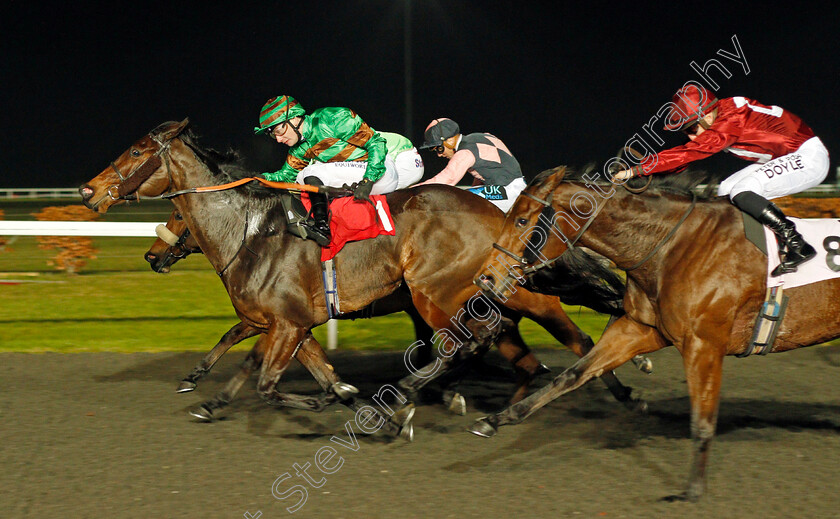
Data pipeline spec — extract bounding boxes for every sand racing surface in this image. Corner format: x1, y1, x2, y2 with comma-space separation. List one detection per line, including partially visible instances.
3, 346, 840, 518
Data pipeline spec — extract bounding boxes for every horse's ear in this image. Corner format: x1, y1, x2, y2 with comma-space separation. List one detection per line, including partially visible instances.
550, 165, 567, 181
529, 165, 567, 196
158, 118, 190, 142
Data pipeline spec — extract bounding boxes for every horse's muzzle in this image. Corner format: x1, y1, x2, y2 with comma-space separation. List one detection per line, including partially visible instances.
79, 185, 95, 208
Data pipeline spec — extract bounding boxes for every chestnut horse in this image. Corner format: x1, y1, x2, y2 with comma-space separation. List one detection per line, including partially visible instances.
470, 166, 840, 500
80, 121, 641, 434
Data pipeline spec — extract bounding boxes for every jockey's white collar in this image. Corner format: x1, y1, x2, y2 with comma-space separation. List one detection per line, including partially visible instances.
454, 134, 463, 150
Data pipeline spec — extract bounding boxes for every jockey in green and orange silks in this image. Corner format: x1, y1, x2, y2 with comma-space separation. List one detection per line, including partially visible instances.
255, 95, 420, 247
255, 95, 395, 193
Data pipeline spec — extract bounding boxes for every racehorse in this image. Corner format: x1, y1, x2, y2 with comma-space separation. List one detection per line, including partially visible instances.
469, 166, 840, 500
147, 208, 649, 418
146, 211, 547, 418
79, 120, 642, 434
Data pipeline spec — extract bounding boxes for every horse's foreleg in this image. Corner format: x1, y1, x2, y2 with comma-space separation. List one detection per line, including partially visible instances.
493, 318, 551, 404
267, 333, 355, 412
469, 316, 667, 437
669, 338, 725, 502
254, 321, 307, 409
267, 333, 415, 439
189, 339, 265, 421
507, 292, 642, 408
178, 321, 259, 393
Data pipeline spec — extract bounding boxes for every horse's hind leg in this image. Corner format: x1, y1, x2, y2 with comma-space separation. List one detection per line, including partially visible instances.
396, 291, 498, 409
470, 316, 667, 437
178, 321, 259, 393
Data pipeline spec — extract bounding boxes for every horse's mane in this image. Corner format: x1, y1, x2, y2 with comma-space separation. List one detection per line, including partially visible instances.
531, 163, 719, 201
176, 128, 285, 200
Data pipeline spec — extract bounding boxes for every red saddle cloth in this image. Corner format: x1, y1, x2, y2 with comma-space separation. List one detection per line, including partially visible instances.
301, 194, 396, 261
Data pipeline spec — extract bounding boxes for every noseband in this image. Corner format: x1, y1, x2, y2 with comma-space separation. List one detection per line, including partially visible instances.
107, 120, 188, 201
166, 225, 201, 260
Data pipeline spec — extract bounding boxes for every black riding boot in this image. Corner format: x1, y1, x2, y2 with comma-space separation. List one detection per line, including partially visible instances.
732, 191, 816, 276
304, 176, 331, 247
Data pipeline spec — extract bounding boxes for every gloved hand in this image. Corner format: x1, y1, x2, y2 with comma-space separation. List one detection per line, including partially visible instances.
352, 179, 374, 201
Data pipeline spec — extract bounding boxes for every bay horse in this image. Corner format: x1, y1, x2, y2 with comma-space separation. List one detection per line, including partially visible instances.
147, 208, 652, 418
79, 120, 642, 435
145, 210, 578, 418
470, 166, 840, 500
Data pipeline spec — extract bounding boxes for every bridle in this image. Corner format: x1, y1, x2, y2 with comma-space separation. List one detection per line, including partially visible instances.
163, 216, 202, 260
490, 189, 607, 274
107, 119, 189, 201
481, 180, 697, 298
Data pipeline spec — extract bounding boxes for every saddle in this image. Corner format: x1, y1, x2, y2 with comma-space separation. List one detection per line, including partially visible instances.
277, 191, 396, 319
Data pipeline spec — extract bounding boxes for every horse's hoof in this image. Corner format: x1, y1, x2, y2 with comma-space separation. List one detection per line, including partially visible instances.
330, 382, 359, 400
188, 405, 214, 422
468, 417, 498, 438
445, 392, 467, 416
176, 380, 197, 393
399, 423, 414, 442
533, 363, 551, 376
661, 489, 701, 503
392, 402, 416, 428
634, 356, 653, 374
393, 403, 415, 442
625, 396, 649, 414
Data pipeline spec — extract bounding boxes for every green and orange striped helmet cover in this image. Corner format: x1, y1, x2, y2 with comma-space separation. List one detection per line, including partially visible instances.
254, 95, 306, 134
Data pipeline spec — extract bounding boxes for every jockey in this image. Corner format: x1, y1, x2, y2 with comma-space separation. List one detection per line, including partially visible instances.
378, 131, 425, 189
417, 118, 527, 213
255, 95, 420, 246
614, 84, 830, 276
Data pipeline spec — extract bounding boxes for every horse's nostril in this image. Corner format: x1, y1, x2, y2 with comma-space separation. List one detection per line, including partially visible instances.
144, 252, 156, 263
79, 185, 93, 200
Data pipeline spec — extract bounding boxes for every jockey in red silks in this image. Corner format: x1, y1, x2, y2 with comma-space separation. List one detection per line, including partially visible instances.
417, 118, 527, 213
615, 84, 830, 276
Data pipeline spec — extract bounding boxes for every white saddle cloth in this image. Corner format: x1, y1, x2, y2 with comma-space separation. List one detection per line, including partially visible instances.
765, 217, 840, 289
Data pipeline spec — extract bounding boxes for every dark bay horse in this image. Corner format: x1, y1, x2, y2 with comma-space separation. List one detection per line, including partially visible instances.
470, 166, 840, 500
145, 210, 564, 418
80, 121, 640, 434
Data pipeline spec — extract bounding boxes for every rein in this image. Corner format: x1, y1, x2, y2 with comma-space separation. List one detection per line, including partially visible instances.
161, 176, 353, 200
107, 124, 184, 201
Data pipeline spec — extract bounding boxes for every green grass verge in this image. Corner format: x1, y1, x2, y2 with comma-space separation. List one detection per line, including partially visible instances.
2, 198, 835, 353
0, 229, 609, 352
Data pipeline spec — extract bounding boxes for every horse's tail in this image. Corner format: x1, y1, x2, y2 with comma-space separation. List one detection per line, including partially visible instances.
525, 247, 625, 316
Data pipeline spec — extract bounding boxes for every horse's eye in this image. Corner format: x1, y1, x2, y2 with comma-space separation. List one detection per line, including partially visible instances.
175, 213, 183, 221
515, 217, 529, 228
131, 149, 141, 157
